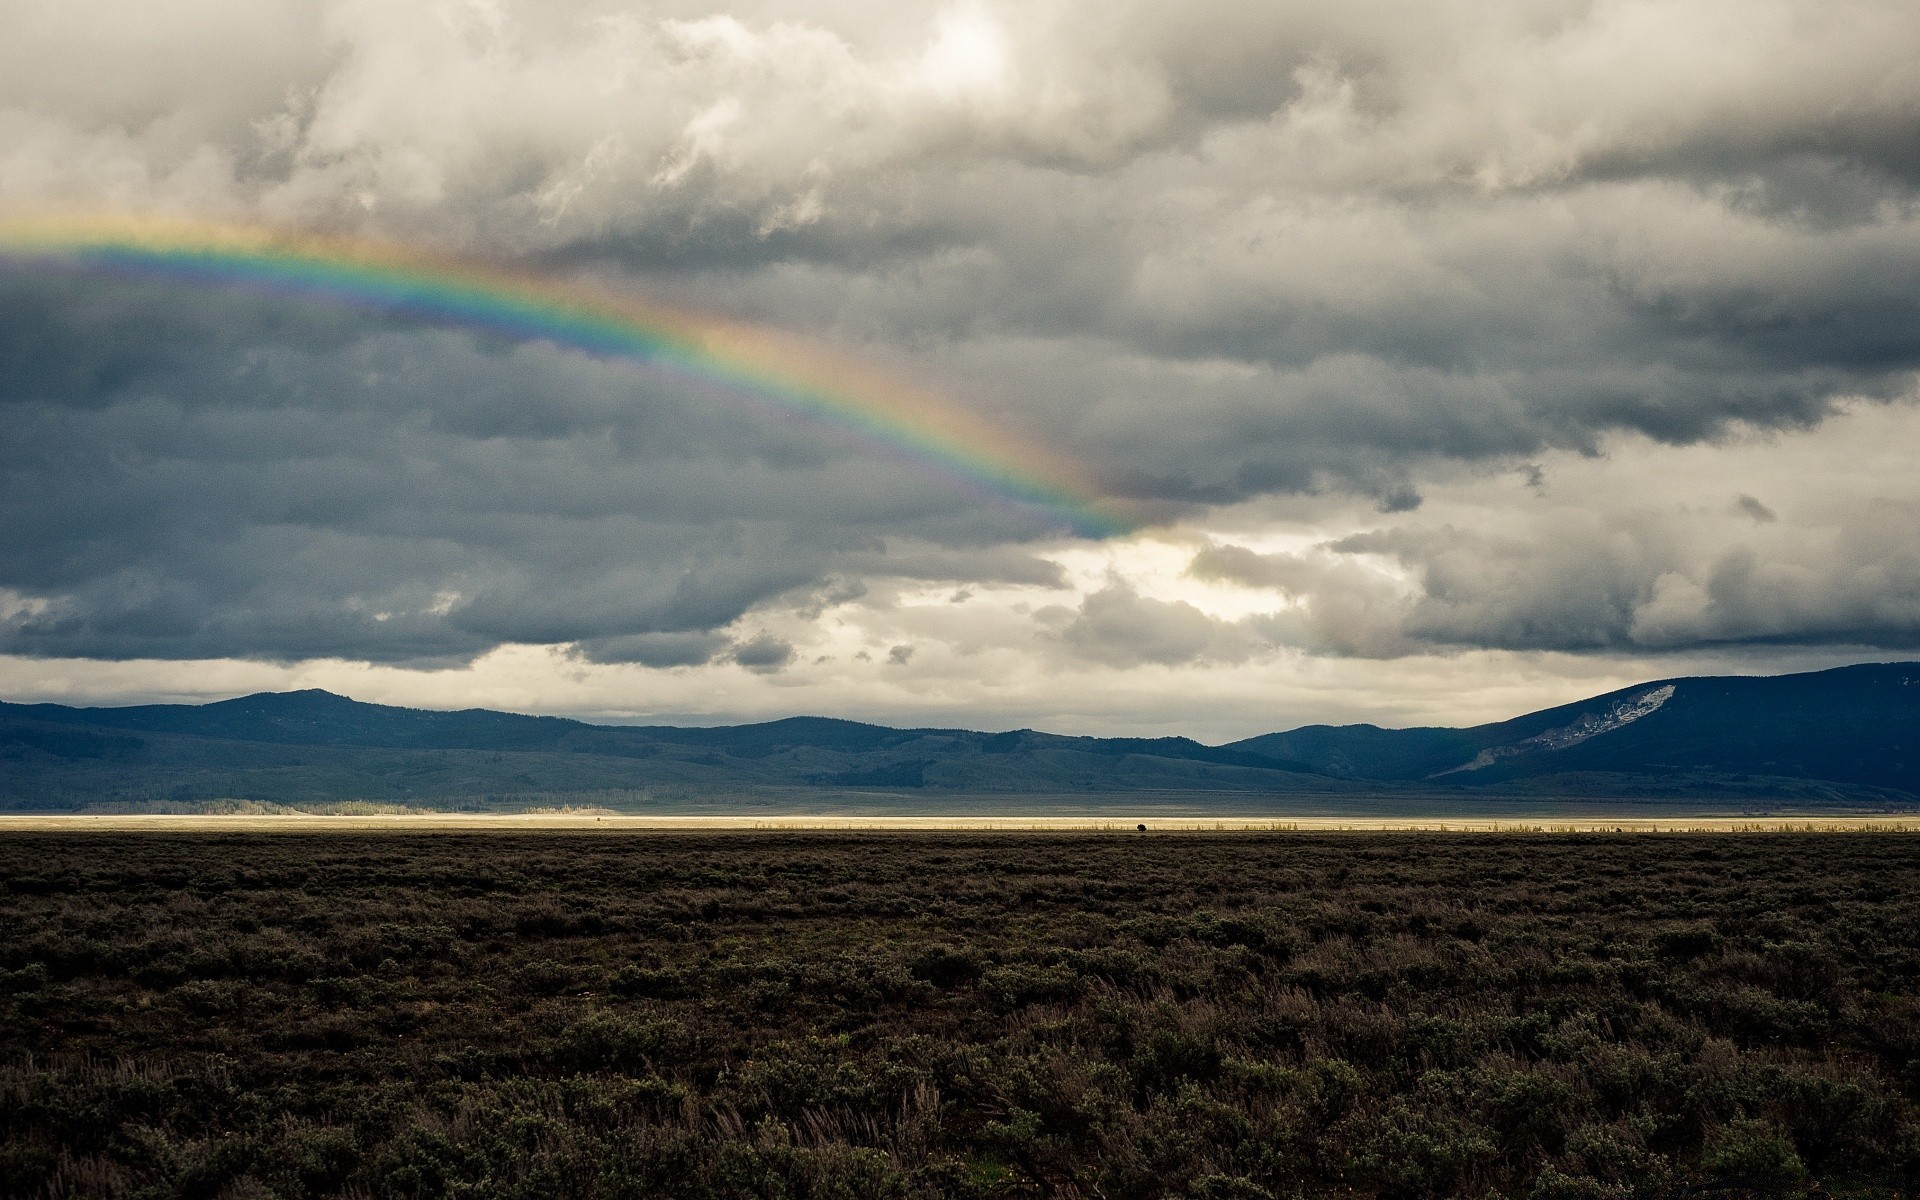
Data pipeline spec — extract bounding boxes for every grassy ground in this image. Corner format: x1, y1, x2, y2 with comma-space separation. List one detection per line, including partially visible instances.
2, 832, 1917, 1198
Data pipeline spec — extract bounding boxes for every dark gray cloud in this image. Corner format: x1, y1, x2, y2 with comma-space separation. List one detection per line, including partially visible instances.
3, 0, 1918, 671
569, 631, 730, 667
0, 276, 1064, 662
730, 633, 796, 673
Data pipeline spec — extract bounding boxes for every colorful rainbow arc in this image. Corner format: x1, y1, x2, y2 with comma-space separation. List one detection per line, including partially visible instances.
0, 214, 1136, 539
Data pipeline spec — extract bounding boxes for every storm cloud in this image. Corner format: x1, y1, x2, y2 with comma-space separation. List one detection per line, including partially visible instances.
1, 0, 1917, 724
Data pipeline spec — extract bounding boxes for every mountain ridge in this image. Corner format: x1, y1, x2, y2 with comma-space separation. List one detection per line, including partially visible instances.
2, 662, 1916, 811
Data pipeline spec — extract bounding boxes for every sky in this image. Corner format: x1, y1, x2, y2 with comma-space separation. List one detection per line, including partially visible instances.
1, 0, 1917, 740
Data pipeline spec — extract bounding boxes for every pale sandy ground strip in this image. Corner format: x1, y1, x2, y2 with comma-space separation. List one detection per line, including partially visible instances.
0, 814, 1916, 833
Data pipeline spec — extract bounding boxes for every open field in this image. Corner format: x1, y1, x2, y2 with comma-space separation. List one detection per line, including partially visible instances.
4, 813, 1919, 833
4, 831, 1919, 1197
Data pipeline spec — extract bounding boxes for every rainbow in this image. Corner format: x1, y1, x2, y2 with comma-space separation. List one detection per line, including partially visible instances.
0, 214, 1135, 538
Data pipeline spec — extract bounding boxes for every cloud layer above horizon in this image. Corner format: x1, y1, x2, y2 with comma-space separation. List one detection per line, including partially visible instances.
2, 0, 1917, 735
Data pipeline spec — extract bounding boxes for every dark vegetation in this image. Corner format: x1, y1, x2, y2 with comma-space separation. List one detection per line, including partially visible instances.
4, 662, 1919, 811
3, 832, 1918, 1197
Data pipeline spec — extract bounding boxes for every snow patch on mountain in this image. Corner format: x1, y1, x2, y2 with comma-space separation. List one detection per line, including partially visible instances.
1434, 684, 1677, 777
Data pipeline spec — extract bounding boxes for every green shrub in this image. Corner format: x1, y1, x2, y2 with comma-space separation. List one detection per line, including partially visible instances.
1700, 1118, 1808, 1193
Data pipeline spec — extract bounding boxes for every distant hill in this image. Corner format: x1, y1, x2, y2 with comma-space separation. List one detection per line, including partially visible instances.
2, 662, 1915, 812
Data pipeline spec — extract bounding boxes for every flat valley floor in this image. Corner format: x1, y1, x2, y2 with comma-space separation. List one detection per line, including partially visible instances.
3, 832, 1917, 1198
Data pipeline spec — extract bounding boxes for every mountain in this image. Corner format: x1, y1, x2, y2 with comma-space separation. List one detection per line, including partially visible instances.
0, 689, 1336, 811
1228, 662, 1920, 797
1, 663, 1915, 812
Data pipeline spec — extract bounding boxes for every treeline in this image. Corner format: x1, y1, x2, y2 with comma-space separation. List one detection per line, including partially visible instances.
2, 833, 1916, 1197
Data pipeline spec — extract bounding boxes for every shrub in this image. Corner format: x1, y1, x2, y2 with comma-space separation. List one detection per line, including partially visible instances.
1699, 1118, 1808, 1194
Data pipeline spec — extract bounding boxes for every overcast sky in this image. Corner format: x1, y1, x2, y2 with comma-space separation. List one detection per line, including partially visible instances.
2, 0, 1917, 739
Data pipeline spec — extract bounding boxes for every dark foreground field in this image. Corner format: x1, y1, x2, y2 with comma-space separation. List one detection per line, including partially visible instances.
2, 834, 1917, 1199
